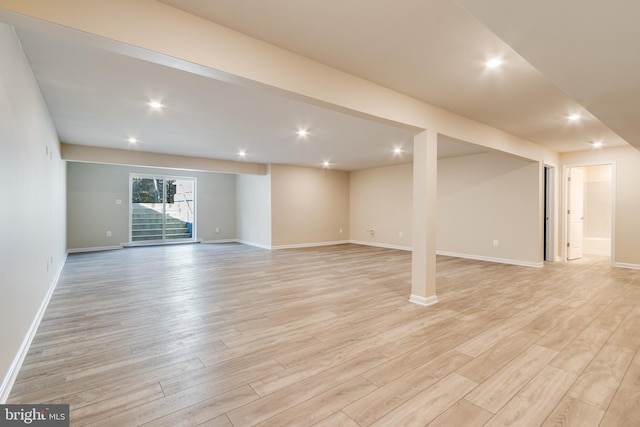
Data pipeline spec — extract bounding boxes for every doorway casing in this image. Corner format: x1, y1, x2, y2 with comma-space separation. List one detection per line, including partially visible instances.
562, 161, 616, 264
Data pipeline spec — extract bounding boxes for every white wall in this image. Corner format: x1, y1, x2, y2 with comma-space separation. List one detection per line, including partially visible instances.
350, 163, 412, 250
236, 172, 272, 248
67, 162, 236, 250
437, 152, 541, 266
0, 24, 67, 401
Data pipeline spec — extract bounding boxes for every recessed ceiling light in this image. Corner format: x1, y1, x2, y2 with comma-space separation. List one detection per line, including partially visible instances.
238, 149, 247, 158
128, 137, 138, 144
392, 146, 403, 156
148, 100, 164, 110
297, 129, 309, 137
485, 58, 503, 68
568, 114, 582, 121
322, 160, 331, 169
590, 140, 603, 148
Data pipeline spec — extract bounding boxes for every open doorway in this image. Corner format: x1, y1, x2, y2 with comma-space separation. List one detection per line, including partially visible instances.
564, 164, 614, 262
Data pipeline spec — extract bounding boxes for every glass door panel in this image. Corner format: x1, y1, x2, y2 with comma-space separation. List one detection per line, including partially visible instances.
130, 175, 195, 243
165, 179, 194, 240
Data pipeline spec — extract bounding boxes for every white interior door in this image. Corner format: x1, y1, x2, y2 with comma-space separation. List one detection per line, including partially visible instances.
567, 168, 584, 260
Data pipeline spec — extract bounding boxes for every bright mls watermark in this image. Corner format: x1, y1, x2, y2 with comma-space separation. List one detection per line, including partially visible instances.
0, 405, 68, 426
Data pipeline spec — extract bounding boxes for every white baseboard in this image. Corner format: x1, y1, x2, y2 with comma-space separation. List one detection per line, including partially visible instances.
67, 245, 123, 253
272, 240, 350, 250
349, 240, 412, 251
409, 294, 439, 307
201, 239, 238, 244
236, 240, 272, 250
122, 239, 202, 248
613, 262, 640, 270
436, 250, 543, 268
236, 240, 352, 250
0, 253, 67, 404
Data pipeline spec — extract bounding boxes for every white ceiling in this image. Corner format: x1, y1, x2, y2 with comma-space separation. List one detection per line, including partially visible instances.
457, 0, 640, 151
15, 26, 419, 171
6, 0, 635, 170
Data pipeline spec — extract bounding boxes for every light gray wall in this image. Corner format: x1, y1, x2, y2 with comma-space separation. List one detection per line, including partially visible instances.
67, 162, 236, 250
236, 172, 272, 248
0, 24, 67, 401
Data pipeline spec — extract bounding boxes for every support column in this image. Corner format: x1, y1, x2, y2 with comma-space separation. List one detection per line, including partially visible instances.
410, 129, 438, 306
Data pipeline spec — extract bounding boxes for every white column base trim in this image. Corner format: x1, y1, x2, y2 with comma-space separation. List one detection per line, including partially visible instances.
409, 294, 439, 307
0, 253, 67, 403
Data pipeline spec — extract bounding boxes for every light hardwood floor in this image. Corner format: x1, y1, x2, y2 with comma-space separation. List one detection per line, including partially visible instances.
8, 243, 640, 426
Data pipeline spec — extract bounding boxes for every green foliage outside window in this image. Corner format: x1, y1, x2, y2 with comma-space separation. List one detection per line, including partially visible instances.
132, 178, 175, 203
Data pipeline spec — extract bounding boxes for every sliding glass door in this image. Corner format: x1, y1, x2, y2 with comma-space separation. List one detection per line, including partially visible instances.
130, 174, 196, 244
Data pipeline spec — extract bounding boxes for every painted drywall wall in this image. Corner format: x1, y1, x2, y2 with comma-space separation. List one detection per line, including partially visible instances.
584, 165, 612, 238
349, 152, 541, 265
583, 164, 612, 256
0, 24, 66, 401
67, 162, 236, 250
270, 164, 349, 247
437, 152, 541, 266
350, 163, 413, 249
561, 146, 640, 267
236, 172, 272, 248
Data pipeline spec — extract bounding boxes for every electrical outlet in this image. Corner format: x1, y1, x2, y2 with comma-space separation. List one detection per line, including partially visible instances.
399, 231, 403, 238
107, 231, 112, 237
339, 228, 343, 234
493, 239, 499, 247
215, 227, 220, 233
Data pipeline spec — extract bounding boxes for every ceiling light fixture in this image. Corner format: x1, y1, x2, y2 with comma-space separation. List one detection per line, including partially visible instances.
392, 146, 403, 156
485, 58, 503, 68
148, 100, 164, 110
590, 140, 603, 148
568, 114, 581, 121
297, 129, 309, 137
127, 137, 138, 144
238, 149, 247, 158
322, 160, 331, 169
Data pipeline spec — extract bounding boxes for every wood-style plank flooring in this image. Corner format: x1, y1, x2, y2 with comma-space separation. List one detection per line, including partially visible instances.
8, 243, 640, 426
